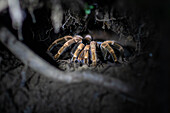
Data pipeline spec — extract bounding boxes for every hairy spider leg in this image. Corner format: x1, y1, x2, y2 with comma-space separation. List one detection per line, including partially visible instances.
103, 41, 124, 52
114, 43, 124, 52
47, 36, 73, 51
71, 43, 85, 62
90, 41, 97, 66
77, 49, 84, 62
113, 42, 124, 61
103, 40, 124, 61
83, 45, 90, 65
54, 35, 83, 59
101, 41, 118, 62
71, 35, 91, 62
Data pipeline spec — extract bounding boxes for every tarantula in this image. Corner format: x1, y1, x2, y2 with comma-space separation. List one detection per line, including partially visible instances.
47, 35, 124, 66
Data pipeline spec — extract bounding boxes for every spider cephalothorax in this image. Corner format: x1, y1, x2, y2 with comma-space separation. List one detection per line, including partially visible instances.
47, 35, 125, 66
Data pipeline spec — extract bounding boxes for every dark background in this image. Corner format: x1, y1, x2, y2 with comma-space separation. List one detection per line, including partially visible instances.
0, 0, 169, 113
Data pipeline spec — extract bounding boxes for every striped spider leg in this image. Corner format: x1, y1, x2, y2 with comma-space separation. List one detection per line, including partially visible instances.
71, 43, 85, 61
75, 35, 98, 66
76, 45, 90, 65
100, 40, 124, 63
83, 45, 90, 65
90, 41, 97, 66
47, 35, 73, 52
74, 35, 92, 65
47, 35, 83, 60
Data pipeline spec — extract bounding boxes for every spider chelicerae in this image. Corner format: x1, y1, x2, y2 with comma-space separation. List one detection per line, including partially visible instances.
47, 35, 125, 66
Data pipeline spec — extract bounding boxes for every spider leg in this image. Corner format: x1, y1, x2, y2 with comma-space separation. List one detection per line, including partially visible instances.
54, 35, 83, 59
47, 35, 73, 51
101, 41, 118, 62
76, 35, 92, 64
104, 40, 124, 61
113, 42, 124, 61
100, 46, 108, 60
90, 41, 97, 66
71, 43, 85, 62
83, 45, 90, 65
103, 41, 124, 53
114, 42, 124, 52
70, 43, 80, 56
77, 49, 84, 62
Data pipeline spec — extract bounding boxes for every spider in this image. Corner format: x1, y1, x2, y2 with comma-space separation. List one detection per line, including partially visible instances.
47, 35, 125, 66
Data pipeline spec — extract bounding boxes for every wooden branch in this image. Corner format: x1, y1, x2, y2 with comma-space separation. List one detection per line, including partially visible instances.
0, 27, 132, 93
0, 0, 8, 12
